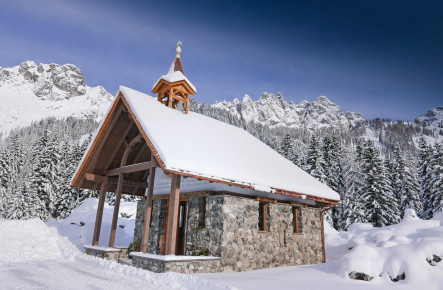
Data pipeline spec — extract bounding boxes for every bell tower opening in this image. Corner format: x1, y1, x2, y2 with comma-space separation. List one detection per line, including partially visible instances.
152, 41, 197, 114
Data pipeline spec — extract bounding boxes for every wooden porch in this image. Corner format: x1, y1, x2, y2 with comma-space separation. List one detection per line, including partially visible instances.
72, 95, 184, 256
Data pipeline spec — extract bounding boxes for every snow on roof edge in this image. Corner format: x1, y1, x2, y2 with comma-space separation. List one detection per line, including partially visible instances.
151, 71, 197, 93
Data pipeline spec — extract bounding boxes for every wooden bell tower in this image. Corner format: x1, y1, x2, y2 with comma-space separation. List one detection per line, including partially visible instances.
152, 41, 197, 114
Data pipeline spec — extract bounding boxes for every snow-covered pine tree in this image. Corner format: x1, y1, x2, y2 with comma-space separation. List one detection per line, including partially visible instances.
54, 140, 76, 219
322, 134, 346, 229
306, 135, 327, 183
430, 143, 443, 216
340, 149, 366, 229
391, 146, 422, 216
359, 139, 401, 227
20, 183, 39, 219
0, 149, 10, 217
4, 133, 25, 215
279, 134, 300, 166
30, 129, 61, 220
418, 137, 434, 219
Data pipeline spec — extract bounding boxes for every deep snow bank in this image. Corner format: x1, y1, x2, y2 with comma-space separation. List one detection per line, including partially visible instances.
46, 198, 137, 251
335, 209, 443, 282
0, 218, 79, 263
0, 203, 230, 289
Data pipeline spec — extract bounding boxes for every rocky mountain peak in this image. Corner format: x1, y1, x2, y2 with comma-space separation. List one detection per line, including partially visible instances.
0, 61, 113, 134
1, 61, 86, 101
211, 92, 367, 131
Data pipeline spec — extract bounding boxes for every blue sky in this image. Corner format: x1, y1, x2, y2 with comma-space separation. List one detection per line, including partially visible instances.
1, 0, 442, 120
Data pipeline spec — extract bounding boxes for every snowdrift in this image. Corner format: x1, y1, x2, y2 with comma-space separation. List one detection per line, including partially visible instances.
0, 199, 229, 289
337, 209, 443, 283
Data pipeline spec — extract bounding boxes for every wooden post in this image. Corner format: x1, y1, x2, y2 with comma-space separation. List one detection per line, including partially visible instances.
165, 174, 181, 255
185, 96, 189, 114
141, 167, 156, 253
321, 210, 326, 263
92, 177, 108, 246
109, 173, 123, 248
168, 88, 173, 108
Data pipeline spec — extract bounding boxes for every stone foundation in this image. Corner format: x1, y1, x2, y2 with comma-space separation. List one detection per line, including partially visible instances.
84, 245, 127, 261
130, 253, 221, 274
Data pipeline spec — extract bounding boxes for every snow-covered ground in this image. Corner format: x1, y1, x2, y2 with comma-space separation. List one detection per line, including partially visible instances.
0, 199, 442, 289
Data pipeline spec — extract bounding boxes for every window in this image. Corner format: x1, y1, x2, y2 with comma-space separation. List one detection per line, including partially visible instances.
258, 202, 267, 231
293, 207, 302, 233
198, 197, 206, 228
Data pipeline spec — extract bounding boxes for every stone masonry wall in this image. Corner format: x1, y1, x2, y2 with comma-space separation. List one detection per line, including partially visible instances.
185, 196, 224, 256
133, 194, 324, 273
131, 255, 221, 274
216, 195, 323, 272
134, 199, 166, 254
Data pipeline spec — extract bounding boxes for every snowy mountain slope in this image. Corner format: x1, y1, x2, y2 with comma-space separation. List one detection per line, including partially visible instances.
0, 61, 113, 134
416, 106, 443, 126
212, 93, 367, 130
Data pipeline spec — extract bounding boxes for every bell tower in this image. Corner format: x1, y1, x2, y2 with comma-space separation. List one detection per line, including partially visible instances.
152, 41, 197, 114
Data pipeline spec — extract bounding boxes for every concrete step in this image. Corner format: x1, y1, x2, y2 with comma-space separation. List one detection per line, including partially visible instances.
118, 258, 133, 266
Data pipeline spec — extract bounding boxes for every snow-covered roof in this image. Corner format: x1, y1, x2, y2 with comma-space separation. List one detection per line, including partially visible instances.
152, 59, 196, 93
119, 86, 339, 202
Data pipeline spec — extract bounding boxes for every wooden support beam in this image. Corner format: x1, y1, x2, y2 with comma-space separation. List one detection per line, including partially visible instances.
102, 122, 134, 174
105, 160, 157, 176
109, 173, 123, 248
92, 177, 108, 246
88, 105, 124, 171
141, 166, 156, 253
165, 174, 181, 255
85, 173, 148, 189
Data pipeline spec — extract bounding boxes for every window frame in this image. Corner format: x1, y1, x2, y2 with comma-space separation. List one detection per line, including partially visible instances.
197, 197, 206, 228
258, 202, 267, 232
293, 206, 302, 234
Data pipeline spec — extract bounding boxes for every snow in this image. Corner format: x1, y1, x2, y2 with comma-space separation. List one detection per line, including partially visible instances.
119, 86, 339, 201
152, 69, 197, 92
46, 198, 136, 250
0, 199, 229, 289
201, 210, 443, 289
152, 168, 315, 205
0, 199, 442, 289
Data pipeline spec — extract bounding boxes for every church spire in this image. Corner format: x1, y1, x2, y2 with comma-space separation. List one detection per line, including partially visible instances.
152, 42, 196, 114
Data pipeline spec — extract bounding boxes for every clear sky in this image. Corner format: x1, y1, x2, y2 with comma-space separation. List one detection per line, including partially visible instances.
1, 0, 442, 120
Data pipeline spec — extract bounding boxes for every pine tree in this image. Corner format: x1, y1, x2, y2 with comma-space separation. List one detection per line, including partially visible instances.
359, 139, 401, 227
322, 134, 345, 229
279, 134, 300, 166
418, 137, 433, 219
30, 129, 62, 220
0, 150, 10, 217
340, 149, 366, 229
306, 135, 327, 182
391, 146, 422, 216
54, 141, 76, 219
430, 143, 443, 216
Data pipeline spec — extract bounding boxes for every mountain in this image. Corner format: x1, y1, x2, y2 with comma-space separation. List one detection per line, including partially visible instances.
1, 61, 441, 148
0, 61, 113, 134
212, 93, 366, 131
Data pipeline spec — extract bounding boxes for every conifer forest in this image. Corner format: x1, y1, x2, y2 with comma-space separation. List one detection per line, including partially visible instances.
0, 100, 442, 231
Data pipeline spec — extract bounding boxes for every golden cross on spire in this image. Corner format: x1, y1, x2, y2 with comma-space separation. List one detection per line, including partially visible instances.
176, 41, 182, 57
